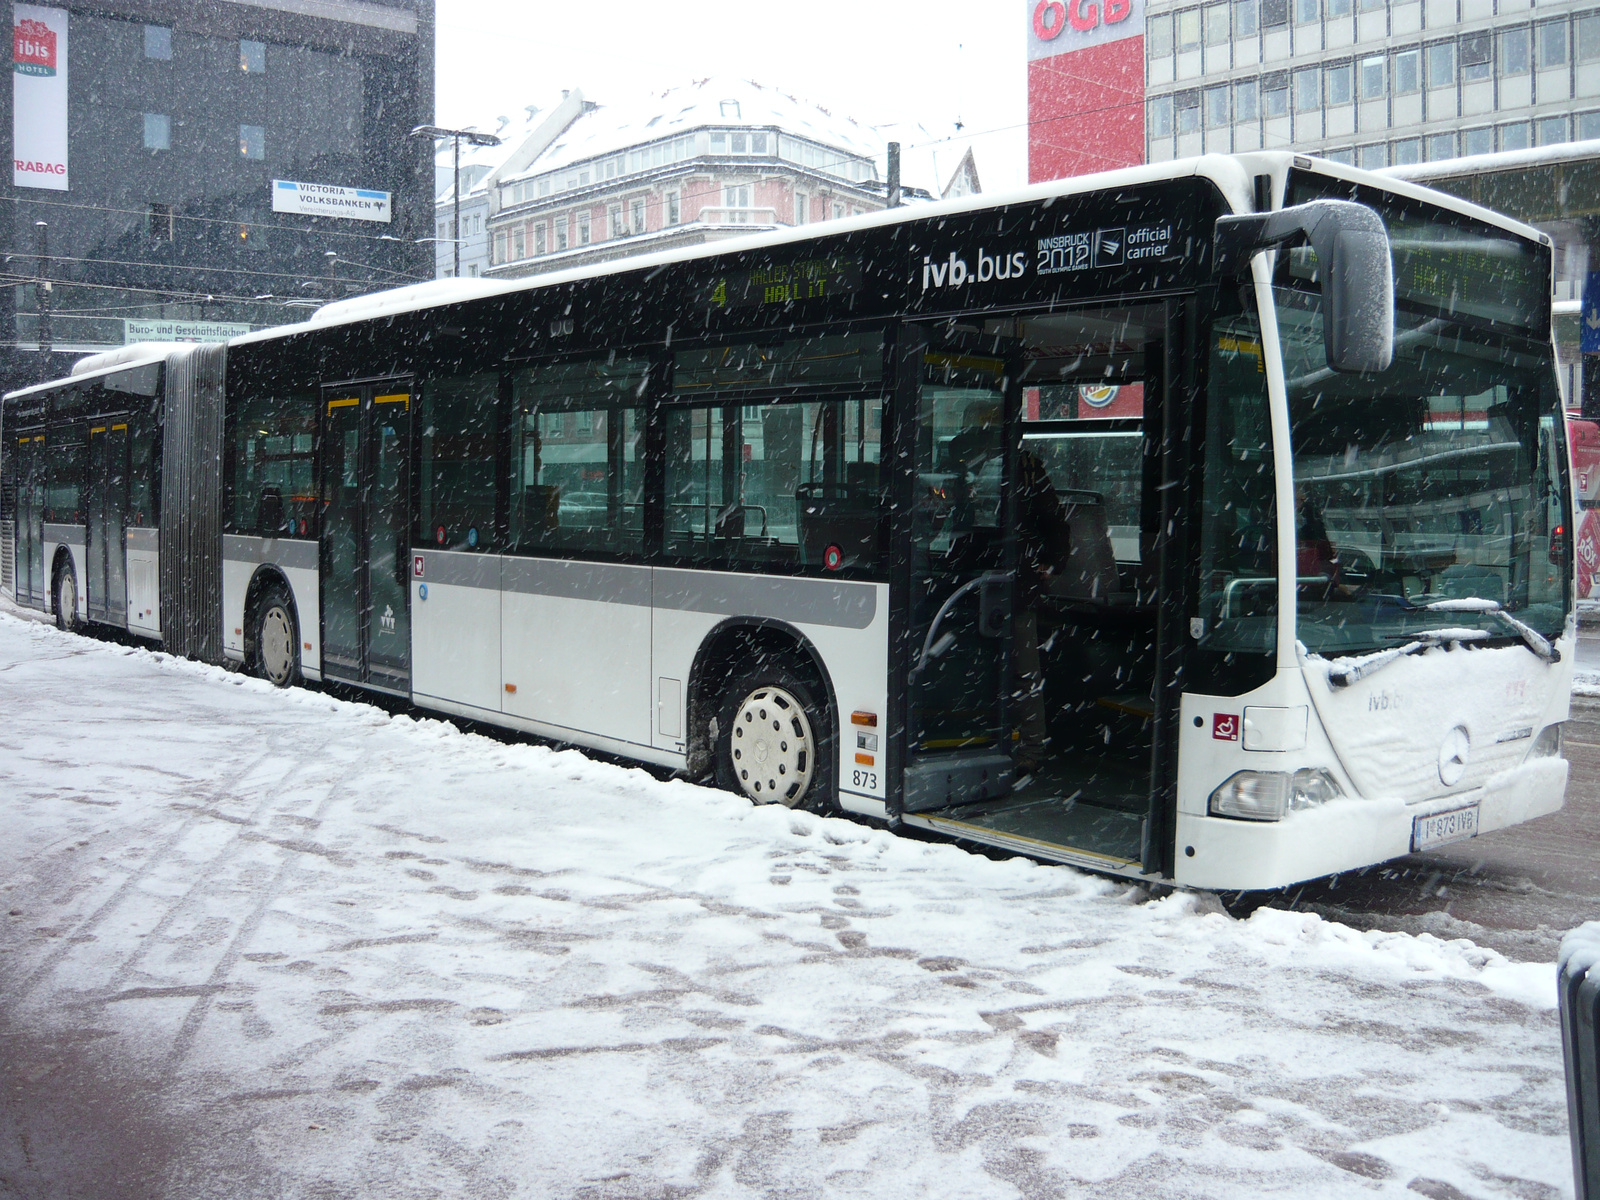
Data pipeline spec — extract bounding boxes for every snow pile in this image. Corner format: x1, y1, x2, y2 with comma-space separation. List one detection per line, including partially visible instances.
1561, 921, 1600, 983
0, 607, 1574, 1199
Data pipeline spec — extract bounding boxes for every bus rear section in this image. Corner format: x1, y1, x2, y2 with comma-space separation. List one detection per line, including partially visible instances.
3, 358, 167, 637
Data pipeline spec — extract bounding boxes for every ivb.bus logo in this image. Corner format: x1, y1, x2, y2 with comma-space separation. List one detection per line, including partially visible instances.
920, 247, 1028, 292
13, 18, 56, 77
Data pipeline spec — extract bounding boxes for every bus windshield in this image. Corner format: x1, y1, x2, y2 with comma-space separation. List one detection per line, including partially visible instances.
1278, 288, 1570, 659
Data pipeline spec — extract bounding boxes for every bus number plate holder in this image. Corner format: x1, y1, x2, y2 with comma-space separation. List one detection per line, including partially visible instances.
1411, 802, 1480, 853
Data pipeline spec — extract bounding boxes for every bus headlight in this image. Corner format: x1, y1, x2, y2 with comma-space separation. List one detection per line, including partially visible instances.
1527, 723, 1564, 760
1209, 768, 1344, 821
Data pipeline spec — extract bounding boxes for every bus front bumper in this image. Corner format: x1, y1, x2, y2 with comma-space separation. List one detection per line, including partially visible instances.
1171, 756, 1568, 892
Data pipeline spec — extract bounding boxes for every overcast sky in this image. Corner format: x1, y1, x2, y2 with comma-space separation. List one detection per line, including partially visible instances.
434, 1, 1028, 192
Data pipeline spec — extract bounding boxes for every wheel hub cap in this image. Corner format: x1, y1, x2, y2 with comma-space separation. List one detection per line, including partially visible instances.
261, 607, 293, 684
730, 685, 814, 807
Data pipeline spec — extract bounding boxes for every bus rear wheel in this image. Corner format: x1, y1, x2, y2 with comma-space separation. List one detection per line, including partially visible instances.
53, 560, 78, 633
715, 668, 833, 812
254, 586, 301, 688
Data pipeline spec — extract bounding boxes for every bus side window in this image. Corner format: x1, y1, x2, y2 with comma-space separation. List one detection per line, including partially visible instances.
44, 430, 85, 524
416, 373, 501, 552
662, 396, 885, 570
129, 419, 155, 527
509, 358, 648, 556
227, 389, 316, 537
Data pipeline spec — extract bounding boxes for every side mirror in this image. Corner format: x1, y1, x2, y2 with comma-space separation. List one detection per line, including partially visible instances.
1214, 198, 1394, 374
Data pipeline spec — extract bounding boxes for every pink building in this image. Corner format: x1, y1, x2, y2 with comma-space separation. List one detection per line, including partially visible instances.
482, 78, 973, 278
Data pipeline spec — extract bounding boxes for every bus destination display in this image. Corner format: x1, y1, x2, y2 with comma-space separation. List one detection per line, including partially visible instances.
699, 255, 862, 309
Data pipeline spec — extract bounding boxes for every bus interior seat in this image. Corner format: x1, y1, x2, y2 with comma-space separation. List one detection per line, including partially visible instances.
1050, 490, 1120, 602
518, 484, 561, 534
258, 486, 284, 534
797, 480, 884, 566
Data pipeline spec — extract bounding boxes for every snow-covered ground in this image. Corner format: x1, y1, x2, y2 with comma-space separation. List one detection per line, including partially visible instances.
0, 607, 1576, 1198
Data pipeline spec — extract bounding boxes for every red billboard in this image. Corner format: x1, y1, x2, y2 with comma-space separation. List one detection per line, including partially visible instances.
1027, 0, 1146, 183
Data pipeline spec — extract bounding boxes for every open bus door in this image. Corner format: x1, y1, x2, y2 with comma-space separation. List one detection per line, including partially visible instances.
320, 380, 413, 695
895, 302, 1188, 879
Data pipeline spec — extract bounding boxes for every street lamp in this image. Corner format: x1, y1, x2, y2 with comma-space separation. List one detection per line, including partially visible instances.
409, 124, 502, 279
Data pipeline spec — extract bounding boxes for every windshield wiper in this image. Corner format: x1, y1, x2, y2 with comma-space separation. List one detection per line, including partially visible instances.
1423, 598, 1560, 664
1327, 627, 1491, 688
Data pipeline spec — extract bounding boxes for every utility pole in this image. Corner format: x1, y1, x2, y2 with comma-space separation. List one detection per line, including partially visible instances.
34, 221, 51, 356
887, 143, 902, 209
408, 125, 503, 278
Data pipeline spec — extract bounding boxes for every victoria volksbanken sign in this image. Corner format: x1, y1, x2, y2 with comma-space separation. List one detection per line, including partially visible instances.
1026, 0, 1147, 183
13, 4, 68, 190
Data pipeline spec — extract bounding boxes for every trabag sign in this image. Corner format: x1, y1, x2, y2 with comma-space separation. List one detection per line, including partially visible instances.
13, 5, 68, 191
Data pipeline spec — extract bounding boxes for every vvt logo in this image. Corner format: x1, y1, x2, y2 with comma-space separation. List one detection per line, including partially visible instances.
921, 248, 1028, 291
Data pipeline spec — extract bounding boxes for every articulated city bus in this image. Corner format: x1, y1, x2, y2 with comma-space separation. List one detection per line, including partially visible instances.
0, 151, 1575, 891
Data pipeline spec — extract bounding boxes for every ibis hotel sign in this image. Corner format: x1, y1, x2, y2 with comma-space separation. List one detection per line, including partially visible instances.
13, 5, 68, 191
272, 179, 392, 223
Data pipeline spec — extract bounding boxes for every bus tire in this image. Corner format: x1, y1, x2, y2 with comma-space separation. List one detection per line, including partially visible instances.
53, 558, 79, 633
253, 584, 301, 688
715, 667, 834, 812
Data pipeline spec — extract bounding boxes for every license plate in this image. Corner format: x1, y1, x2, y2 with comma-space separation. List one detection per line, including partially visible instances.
1412, 803, 1480, 852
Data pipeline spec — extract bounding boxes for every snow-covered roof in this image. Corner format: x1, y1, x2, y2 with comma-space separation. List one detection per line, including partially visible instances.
186, 154, 1555, 353
432, 102, 560, 203
1381, 137, 1600, 183
498, 77, 883, 188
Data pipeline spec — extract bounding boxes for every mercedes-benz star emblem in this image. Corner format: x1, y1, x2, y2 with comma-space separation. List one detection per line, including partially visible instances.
1438, 725, 1471, 787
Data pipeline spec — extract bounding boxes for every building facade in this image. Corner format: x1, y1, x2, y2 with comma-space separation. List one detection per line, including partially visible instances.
1142, 0, 1600, 168
1383, 140, 1600, 413
483, 79, 921, 280
2, 0, 434, 393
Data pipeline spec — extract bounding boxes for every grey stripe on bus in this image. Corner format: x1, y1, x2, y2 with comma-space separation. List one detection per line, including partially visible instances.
652, 568, 876, 630
501, 556, 652, 606
418, 552, 877, 630
125, 526, 159, 551
43, 523, 85, 547
420, 551, 500, 590
221, 534, 317, 572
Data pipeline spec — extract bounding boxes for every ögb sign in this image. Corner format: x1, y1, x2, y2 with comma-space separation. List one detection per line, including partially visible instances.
1033, 0, 1132, 38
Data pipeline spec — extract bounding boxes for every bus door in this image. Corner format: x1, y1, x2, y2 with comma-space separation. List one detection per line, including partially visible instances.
896, 303, 1180, 878
320, 381, 412, 695
14, 432, 45, 607
85, 419, 130, 626
898, 325, 1019, 813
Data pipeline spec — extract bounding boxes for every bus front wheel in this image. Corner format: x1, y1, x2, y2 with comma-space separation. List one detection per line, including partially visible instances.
715, 668, 833, 812
254, 585, 301, 688
53, 560, 78, 633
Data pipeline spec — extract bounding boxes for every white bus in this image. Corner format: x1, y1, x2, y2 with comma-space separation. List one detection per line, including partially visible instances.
0, 151, 1575, 891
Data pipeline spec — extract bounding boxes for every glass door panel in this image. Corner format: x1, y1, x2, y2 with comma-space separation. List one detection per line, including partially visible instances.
86, 421, 129, 625
319, 383, 412, 693
901, 326, 1017, 813
367, 393, 411, 691
320, 395, 365, 683
16, 435, 44, 607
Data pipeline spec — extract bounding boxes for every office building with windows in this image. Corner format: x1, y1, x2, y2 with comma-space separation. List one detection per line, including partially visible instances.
1, 0, 434, 392
1142, 0, 1600, 167
483, 78, 981, 280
